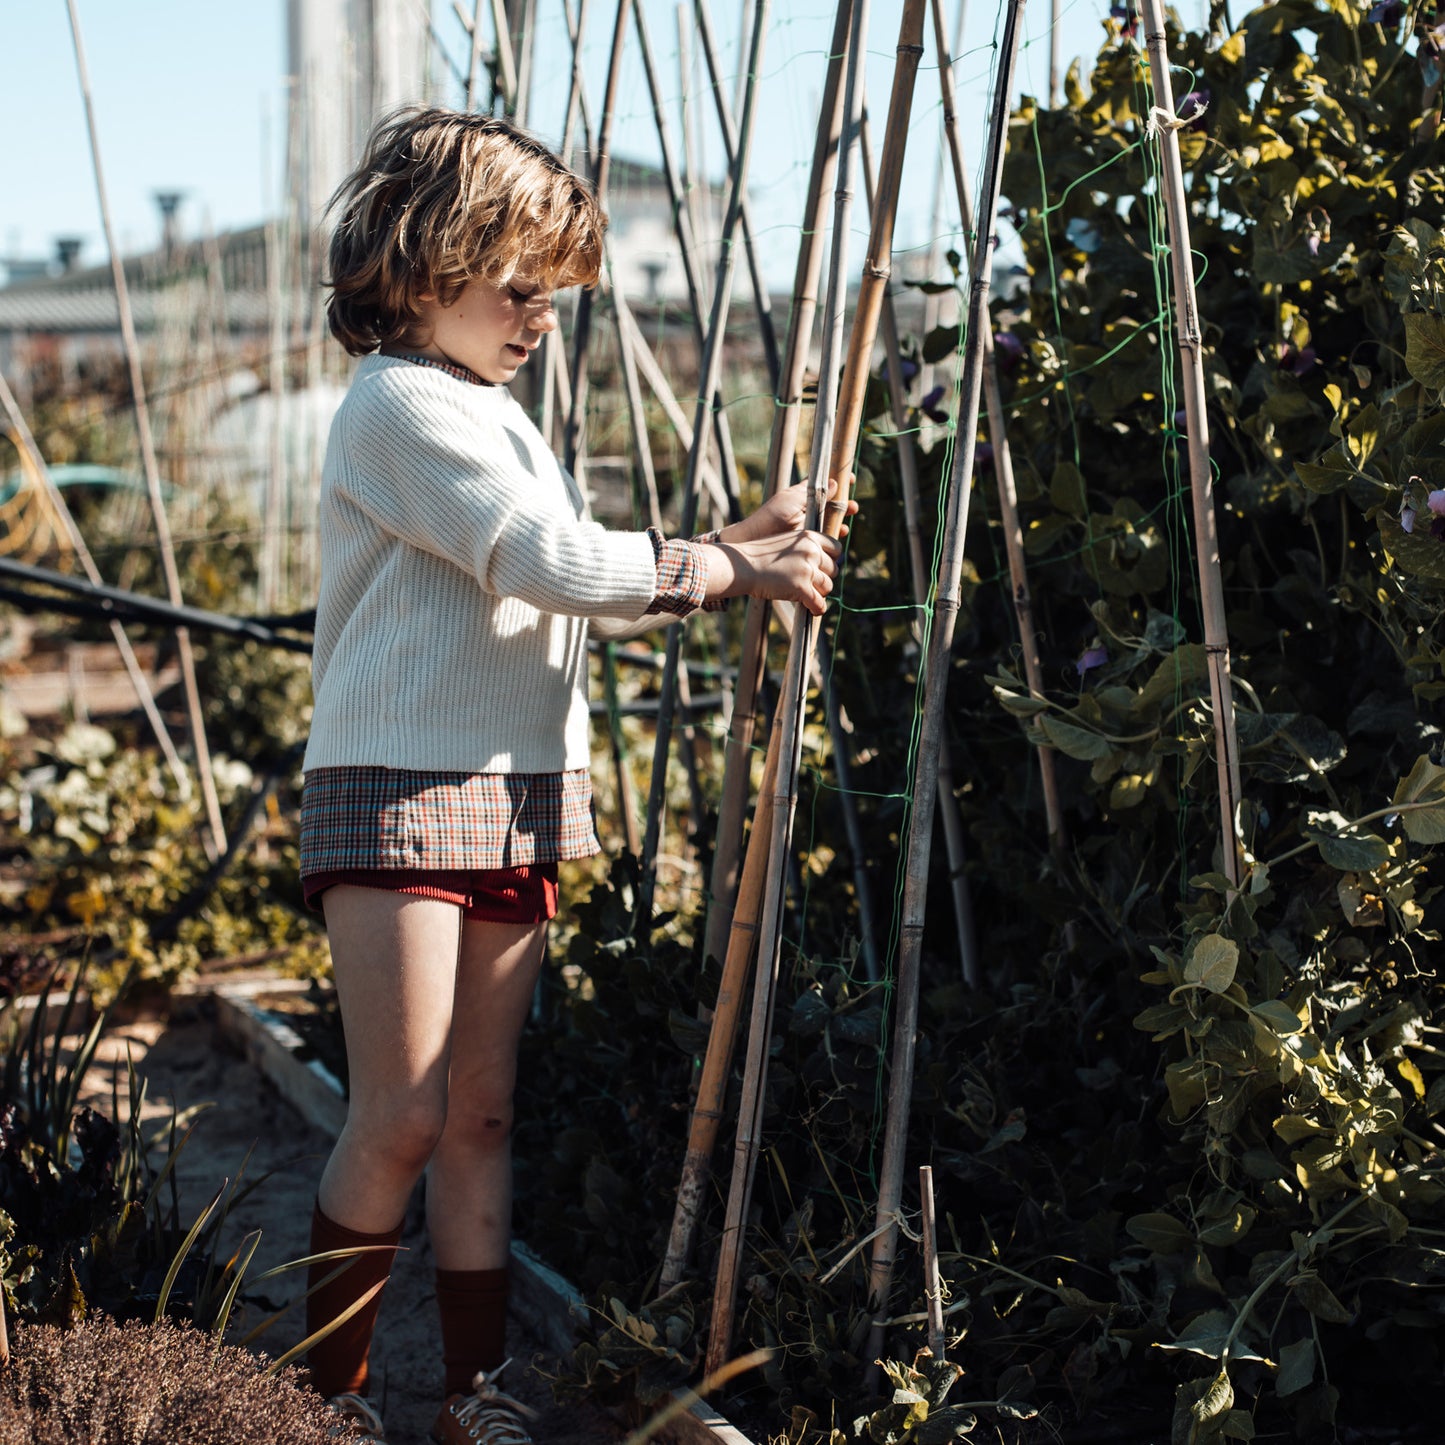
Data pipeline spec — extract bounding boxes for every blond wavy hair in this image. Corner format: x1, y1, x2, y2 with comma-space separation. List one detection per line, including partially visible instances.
325, 107, 606, 356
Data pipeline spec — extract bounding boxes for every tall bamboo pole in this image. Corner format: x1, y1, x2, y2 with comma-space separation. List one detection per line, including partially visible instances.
859, 105, 979, 983
860, 0, 1026, 1381
560, 0, 594, 166
562, 0, 633, 479
931, 0, 1065, 857
707, 0, 927, 1378
656, 0, 853, 1298
1140, 0, 1242, 884
636, 0, 774, 921
488, 0, 519, 110
691, 0, 781, 387
465, 0, 487, 109
632, 0, 747, 518
515, 0, 538, 122
65, 0, 227, 859
0, 373, 187, 790
919, 1164, 945, 1360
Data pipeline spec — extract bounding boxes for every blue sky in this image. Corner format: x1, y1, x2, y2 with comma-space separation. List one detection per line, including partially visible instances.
3, 0, 1130, 286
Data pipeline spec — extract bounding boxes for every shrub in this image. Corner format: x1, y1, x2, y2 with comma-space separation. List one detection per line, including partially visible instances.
0, 1314, 335, 1445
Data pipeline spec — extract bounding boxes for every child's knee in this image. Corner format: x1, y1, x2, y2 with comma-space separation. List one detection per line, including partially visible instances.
348, 1095, 449, 1172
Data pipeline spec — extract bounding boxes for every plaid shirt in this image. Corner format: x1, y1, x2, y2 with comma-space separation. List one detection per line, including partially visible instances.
300, 352, 717, 876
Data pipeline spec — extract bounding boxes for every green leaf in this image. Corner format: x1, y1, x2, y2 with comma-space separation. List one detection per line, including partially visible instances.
1393, 754, 1445, 843
1126, 1212, 1193, 1254
1197, 1204, 1257, 1246
1404, 313, 1445, 392
1135, 644, 1209, 713
1378, 511, 1445, 584
1273, 1115, 1328, 1143
1292, 1273, 1352, 1324
1050, 461, 1088, 520
1252, 1000, 1304, 1035
1038, 714, 1115, 761
1185, 934, 1239, 994
1275, 1337, 1315, 1398
1305, 830, 1389, 872
922, 324, 960, 363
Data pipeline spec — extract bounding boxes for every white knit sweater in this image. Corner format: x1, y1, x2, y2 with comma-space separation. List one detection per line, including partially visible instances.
303, 354, 665, 774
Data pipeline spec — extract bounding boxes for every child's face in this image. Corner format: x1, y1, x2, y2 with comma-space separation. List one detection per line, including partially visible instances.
414, 271, 559, 384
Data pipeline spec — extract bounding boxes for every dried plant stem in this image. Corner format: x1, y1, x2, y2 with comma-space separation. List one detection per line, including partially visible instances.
860, 103, 979, 982
862, 0, 1026, 1383
920, 1165, 945, 1360
0, 373, 188, 791
707, 0, 928, 1378
65, 0, 226, 858
656, 0, 853, 1301
636, 0, 774, 918
932, 0, 1064, 859
1140, 0, 1243, 886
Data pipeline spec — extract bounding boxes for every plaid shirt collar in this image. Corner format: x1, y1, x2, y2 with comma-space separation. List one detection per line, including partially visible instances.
389, 352, 493, 388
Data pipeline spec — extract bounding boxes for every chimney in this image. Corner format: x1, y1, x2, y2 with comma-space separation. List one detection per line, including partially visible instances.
154, 192, 186, 260
55, 237, 84, 273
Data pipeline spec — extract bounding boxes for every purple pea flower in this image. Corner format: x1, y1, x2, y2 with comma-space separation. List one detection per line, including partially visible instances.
1307, 234, 1321, 257
1367, 0, 1403, 22
899, 357, 919, 384
1177, 88, 1210, 132
1401, 506, 1417, 534
993, 331, 1025, 375
1428, 490, 1445, 517
1173, 408, 1188, 435
921, 385, 949, 423
1278, 345, 1319, 377
974, 442, 995, 470
1431, 517, 1445, 540
1110, 3, 1138, 38
1076, 645, 1109, 677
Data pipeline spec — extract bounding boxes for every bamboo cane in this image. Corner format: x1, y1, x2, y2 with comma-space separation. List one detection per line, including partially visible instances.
631, 0, 747, 516
560, 0, 594, 166
859, 105, 980, 983
636, 0, 774, 921
707, 0, 927, 1378
691, 0, 782, 387
919, 1164, 945, 1360
0, 373, 188, 791
1139, 0, 1242, 884
465, 0, 487, 109
931, 0, 1065, 857
603, 643, 643, 855
489, 0, 518, 110
562, 0, 632, 479
656, 0, 853, 1298
861, 0, 1026, 1382
514, 0, 538, 124
65, 0, 227, 859
1050, 0, 1062, 106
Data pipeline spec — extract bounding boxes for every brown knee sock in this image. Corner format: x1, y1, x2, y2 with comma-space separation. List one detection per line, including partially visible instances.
305, 1201, 405, 1399
435, 1265, 509, 1396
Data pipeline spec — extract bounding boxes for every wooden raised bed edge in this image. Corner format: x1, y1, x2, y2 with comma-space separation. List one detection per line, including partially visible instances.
207, 977, 756, 1445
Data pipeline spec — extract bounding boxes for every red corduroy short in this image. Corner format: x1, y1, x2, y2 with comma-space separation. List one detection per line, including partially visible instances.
303, 863, 560, 924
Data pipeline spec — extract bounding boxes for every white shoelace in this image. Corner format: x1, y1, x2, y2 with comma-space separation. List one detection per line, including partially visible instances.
327, 1392, 387, 1441
449, 1362, 538, 1445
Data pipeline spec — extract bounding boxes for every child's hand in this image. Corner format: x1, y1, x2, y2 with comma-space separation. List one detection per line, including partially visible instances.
718, 530, 843, 616
728, 474, 858, 544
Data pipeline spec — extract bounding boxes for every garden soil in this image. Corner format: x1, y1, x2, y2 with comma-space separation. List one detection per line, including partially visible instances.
80, 999, 624, 1445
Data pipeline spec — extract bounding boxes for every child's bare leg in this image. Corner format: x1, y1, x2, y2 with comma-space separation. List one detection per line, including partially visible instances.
427, 916, 548, 1269
318, 887, 463, 1231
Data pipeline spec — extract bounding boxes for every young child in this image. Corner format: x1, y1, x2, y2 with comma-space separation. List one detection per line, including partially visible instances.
298, 107, 851, 1445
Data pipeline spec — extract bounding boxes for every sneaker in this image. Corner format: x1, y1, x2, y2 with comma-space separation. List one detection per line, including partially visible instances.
326, 1392, 388, 1442
429, 1362, 538, 1445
